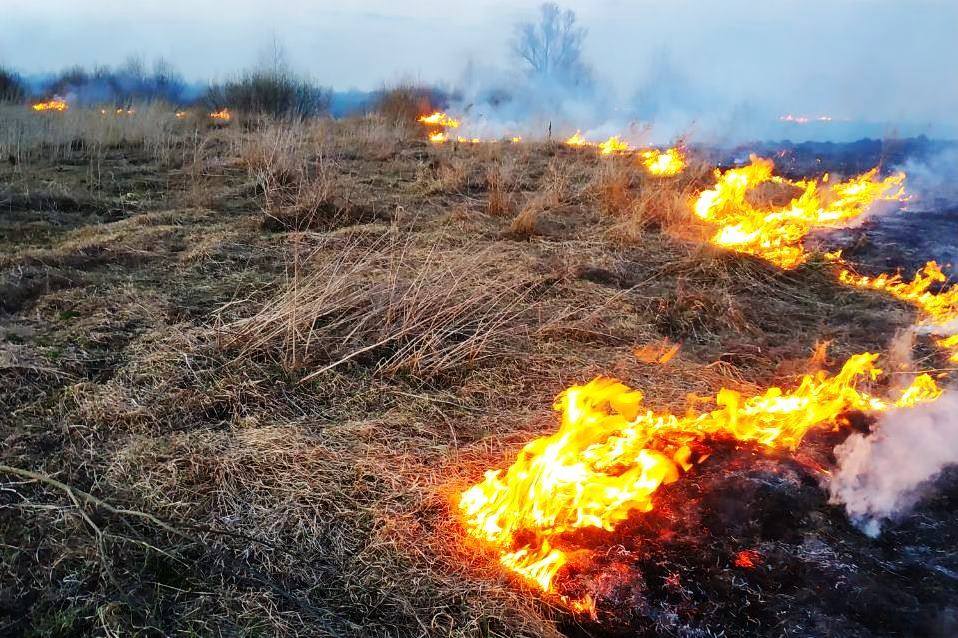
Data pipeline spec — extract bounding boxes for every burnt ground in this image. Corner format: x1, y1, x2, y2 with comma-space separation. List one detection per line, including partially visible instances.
1, 114, 956, 637
560, 435, 958, 637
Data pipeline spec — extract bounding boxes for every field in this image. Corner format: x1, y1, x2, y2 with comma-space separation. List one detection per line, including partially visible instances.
2, 106, 956, 637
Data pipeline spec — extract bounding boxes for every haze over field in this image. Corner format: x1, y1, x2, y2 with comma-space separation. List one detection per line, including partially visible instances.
2, 0, 957, 141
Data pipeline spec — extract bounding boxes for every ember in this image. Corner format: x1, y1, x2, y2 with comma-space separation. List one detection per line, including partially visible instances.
734, 549, 762, 568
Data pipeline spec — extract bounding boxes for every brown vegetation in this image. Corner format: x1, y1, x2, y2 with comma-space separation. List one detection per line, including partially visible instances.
0, 103, 925, 637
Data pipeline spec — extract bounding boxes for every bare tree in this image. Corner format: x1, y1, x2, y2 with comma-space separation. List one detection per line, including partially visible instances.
512, 2, 591, 88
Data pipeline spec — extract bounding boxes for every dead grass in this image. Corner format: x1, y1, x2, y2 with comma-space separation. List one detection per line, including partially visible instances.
221, 231, 563, 382
0, 111, 927, 638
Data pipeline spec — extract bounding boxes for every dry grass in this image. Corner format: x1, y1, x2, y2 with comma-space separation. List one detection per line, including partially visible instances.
221, 231, 560, 381
0, 110, 925, 638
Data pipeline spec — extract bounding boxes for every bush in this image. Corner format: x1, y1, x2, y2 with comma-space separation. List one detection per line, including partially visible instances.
373, 83, 444, 124
206, 70, 331, 119
0, 66, 26, 103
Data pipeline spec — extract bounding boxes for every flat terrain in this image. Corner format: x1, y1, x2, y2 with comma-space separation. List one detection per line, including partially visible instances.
1, 110, 955, 637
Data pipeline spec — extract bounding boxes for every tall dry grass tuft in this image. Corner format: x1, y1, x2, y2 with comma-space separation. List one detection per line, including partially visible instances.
221, 232, 553, 381
591, 157, 637, 216
239, 119, 340, 230
484, 160, 516, 216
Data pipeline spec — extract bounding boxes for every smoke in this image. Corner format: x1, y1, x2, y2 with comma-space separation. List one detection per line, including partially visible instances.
829, 392, 958, 537
897, 147, 958, 210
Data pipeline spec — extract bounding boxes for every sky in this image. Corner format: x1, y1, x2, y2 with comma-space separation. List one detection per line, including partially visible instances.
2, 0, 957, 132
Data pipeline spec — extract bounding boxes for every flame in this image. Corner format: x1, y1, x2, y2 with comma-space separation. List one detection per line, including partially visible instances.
210, 108, 231, 121
459, 353, 940, 601
418, 111, 461, 129
429, 131, 448, 144
32, 98, 68, 112
511, 136, 522, 144
175, 111, 188, 119
565, 131, 588, 147
598, 136, 630, 155
839, 261, 958, 361
641, 147, 686, 177
456, 136, 481, 144
692, 156, 906, 268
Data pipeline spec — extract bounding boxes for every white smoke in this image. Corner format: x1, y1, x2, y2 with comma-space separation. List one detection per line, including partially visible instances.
898, 147, 958, 210
829, 392, 958, 537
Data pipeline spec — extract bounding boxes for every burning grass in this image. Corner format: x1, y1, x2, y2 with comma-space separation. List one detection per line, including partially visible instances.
2, 109, 957, 637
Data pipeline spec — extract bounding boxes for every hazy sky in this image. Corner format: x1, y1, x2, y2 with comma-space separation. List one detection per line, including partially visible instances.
2, 0, 957, 125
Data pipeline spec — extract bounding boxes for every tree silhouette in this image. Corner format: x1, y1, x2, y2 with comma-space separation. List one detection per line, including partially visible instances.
512, 2, 591, 89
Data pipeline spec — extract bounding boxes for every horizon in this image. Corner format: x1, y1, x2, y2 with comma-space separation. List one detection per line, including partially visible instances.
3, 1, 958, 141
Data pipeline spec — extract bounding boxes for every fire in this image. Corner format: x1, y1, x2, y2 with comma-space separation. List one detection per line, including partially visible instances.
839, 261, 958, 361
32, 98, 68, 112
692, 156, 906, 268
565, 131, 588, 147
418, 111, 460, 129
459, 353, 940, 601
210, 108, 231, 121
175, 111, 188, 119
429, 131, 448, 144
456, 136, 481, 144
641, 147, 686, 177
598, 136, 630, 155
511, 136, 522, 144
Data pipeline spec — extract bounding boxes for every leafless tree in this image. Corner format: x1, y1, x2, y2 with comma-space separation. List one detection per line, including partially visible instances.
512, 2, 591, 88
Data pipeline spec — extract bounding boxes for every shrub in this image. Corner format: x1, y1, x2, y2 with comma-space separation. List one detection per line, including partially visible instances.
206, 70, 331, 119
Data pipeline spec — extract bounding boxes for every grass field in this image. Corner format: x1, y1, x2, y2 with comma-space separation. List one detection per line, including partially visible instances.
2, 105, 950, 637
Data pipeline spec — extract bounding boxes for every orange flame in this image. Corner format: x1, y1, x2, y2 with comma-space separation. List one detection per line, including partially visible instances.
32, 98, 68, 112
565, 131, 588, 148
429, 131, 448, 144
839, 261, 958, 361
210, 108, 231, 121
692, 156, 906, 268
418, 111, 461, 129
640, 147, 686, 177
598, 136, 631, 155
459, 353, 939, 601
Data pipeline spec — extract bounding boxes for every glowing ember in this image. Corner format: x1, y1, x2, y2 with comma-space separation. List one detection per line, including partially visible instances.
418, 111, 461, 129
692, 156, 906, 269
210, 108, 231, 121
598, 135, 630, 155
459, 353, 939, 602
32, 98, 68, 112
734, 550, 762, 568
175, 111, 188, 119
641, 147, 686, 177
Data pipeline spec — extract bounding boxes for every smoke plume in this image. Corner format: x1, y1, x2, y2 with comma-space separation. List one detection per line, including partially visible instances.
829, 392, 958, 537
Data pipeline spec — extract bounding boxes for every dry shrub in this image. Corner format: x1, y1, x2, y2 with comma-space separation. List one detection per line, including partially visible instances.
222, 232, 551, 381
374, 83, 437, 126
